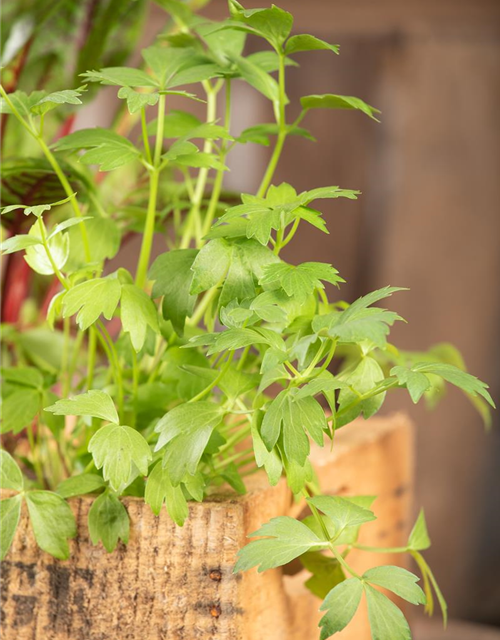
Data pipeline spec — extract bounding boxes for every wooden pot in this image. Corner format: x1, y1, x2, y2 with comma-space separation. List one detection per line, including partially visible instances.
0, 412, 413, 640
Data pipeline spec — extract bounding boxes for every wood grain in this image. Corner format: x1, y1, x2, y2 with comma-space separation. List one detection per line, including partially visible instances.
0, 413, 413, 640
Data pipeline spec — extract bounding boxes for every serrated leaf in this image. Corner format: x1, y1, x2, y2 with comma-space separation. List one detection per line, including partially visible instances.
1, 388, 41, 435
55, 128, 141, 171
154, 402, 224, 484
301, 551, 345, 599
117, 86, 159, 114
0, 450, 24, 491
0, 495, 22, 560
25, 491, 76, 560
260, 261, 343, 302
45, 389, 119, 424
363, 565, 426, 605
251, 415, 282, 486
364, 584, 412, 640
121, 284, 159, 352
285, 35, 339, 56
82, 67, 157, 88
228, 2, 293, 49
144, 461, 189, 525
150, 249, 198, 336
337, 357, 386, 427
190, 238, 232, 294
30, 87, 86, 116
88, 424, 152, 492
56, 474, 106, 499
391, 365, 431, 403
301, 94, 380, 121
88, 491, 129, 552
234, 516, 325, 573
62, 277, 121, 330
307, 495, 376, 536
319, 578, 363, 639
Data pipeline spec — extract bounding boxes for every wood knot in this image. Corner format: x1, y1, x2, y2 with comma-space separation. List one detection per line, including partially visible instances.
210, 604, 221, 618
209, 569, 222, 581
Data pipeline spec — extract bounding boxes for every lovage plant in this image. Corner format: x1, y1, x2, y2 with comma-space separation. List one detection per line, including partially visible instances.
0, 1, 495, 638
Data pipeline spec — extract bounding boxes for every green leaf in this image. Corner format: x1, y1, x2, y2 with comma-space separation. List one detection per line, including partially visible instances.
228, 2, 293, 49
117, 86, 159, 114
301, 94, 380, 121
364, 584, 411, 640
55, 128, 141, 171
408, 509, 431, 551
154, 402, 224, 484
285, 35, 339, 56
237, 122, 314, 146
120, 284, 159, 352
0, 90, 46, 117
411, 362, 495, 408
47, 216, 94, 240
1, 234, 43, 255
88, 424, 152, 492
62, 277, 121, 330
24, 219, 69, 275
307, 495, 376, 536
318, 578, 363, 640
56, 474, 106, 499
337, 357, 386, 427
144, 461, 189, 525
190, 238, 232, 295
300, 551, 345, 599
1, 388, 40, 434
251, 415, 282, 486
0, 450, 24, 491
313, 286, 406, 349
88, 491, 130, 552
261, 391, 326, 466
1, 366, 44, 389
231, 55, 280, 102
45, 390, 119, 424
0, 495, 22, 560
25, 491, 77, 560
66, 217, 121, 272
391, 365, 431, 403
260, 261, 344, 302
82, 67, 157, 88
30, 87, 86, 116
150, 249, 198, 337
363, 565, 426, 605
0, 194, 77, 219
234, 516, 325, 573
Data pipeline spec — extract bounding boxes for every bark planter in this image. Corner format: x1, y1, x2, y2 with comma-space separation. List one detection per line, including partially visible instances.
0, 413, 413, 640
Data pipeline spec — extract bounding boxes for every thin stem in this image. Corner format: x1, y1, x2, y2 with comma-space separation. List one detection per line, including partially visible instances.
38, 218, 70, 290
353, 543, 409, 554
332, 379, 398, 421
27, 421, 44, 487
61, 316, 71, 396
96, 320, 124, 419
188, 352, 234, 404
135, 93, 166, 289
187, 285, 219, 327
86, 327, 97, 390
141, 107, 152, 165
217, 423, 251, 456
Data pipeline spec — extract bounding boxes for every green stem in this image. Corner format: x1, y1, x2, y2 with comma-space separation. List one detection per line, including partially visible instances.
27, 421, 44, 487
330, 378, 398, 422
187, 285, 219, 327
135, 94, 166, 288
217, 423, 251, 456
201, 78, 232, 239
141, 107, 152, 165
96, 320, 124, 419
61, 316, 71, 396
38, 218, 70, 290
86, 327, 97, 390
188, 352, 234, 404
353, 543, 409, 554
213, 446, 253, 471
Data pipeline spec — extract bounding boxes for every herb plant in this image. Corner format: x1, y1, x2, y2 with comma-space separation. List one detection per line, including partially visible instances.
0, 1, 495, 638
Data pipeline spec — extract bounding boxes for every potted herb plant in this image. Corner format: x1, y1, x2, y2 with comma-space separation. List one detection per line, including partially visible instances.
0, 1, 494, 639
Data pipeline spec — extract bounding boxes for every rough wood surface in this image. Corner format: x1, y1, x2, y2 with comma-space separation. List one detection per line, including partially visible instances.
0, 412, 413, 640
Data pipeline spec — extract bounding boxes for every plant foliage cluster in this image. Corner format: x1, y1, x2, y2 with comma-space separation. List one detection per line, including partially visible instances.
0, 0, 495, 637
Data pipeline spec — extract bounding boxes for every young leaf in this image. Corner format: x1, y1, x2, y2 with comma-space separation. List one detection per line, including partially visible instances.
301, 94, 380, 121
337, 357, 386, 427
117, 86, 159, 114
0, 450, 24, 491
408, 509, 431, 551
364, 584, 412, 640
0, 495, 22, 560
24, 219, 69, 275
25, 491, 77, 560
30, 87, 86, 116
1, 388, 41, 435
228, 2, 293, 49
45, 389, 119, 424
0, 234, 43, 255
307, 495, 376, 535
150, 249, 198, 336
363, 565, 426, 605
88, 425, 152, 492
154, 402, 224, 484
88, 491, 130, 552
318, 578, 363, 640
391, 365, 432, 403
285, 35, 339, 56
120, 284, 159, 352
62, 277, 121, 330
234, 516, 325, 573
144, 461, 189, 525
55, 128, 141, 171
56, 474, 106, 499
260, 261, 344, 302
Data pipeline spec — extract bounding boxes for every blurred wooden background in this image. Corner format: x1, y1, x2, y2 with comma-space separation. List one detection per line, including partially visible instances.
81, 0, 500, 626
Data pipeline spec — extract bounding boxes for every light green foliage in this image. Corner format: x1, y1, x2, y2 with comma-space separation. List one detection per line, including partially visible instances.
1, 1, 493, 637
